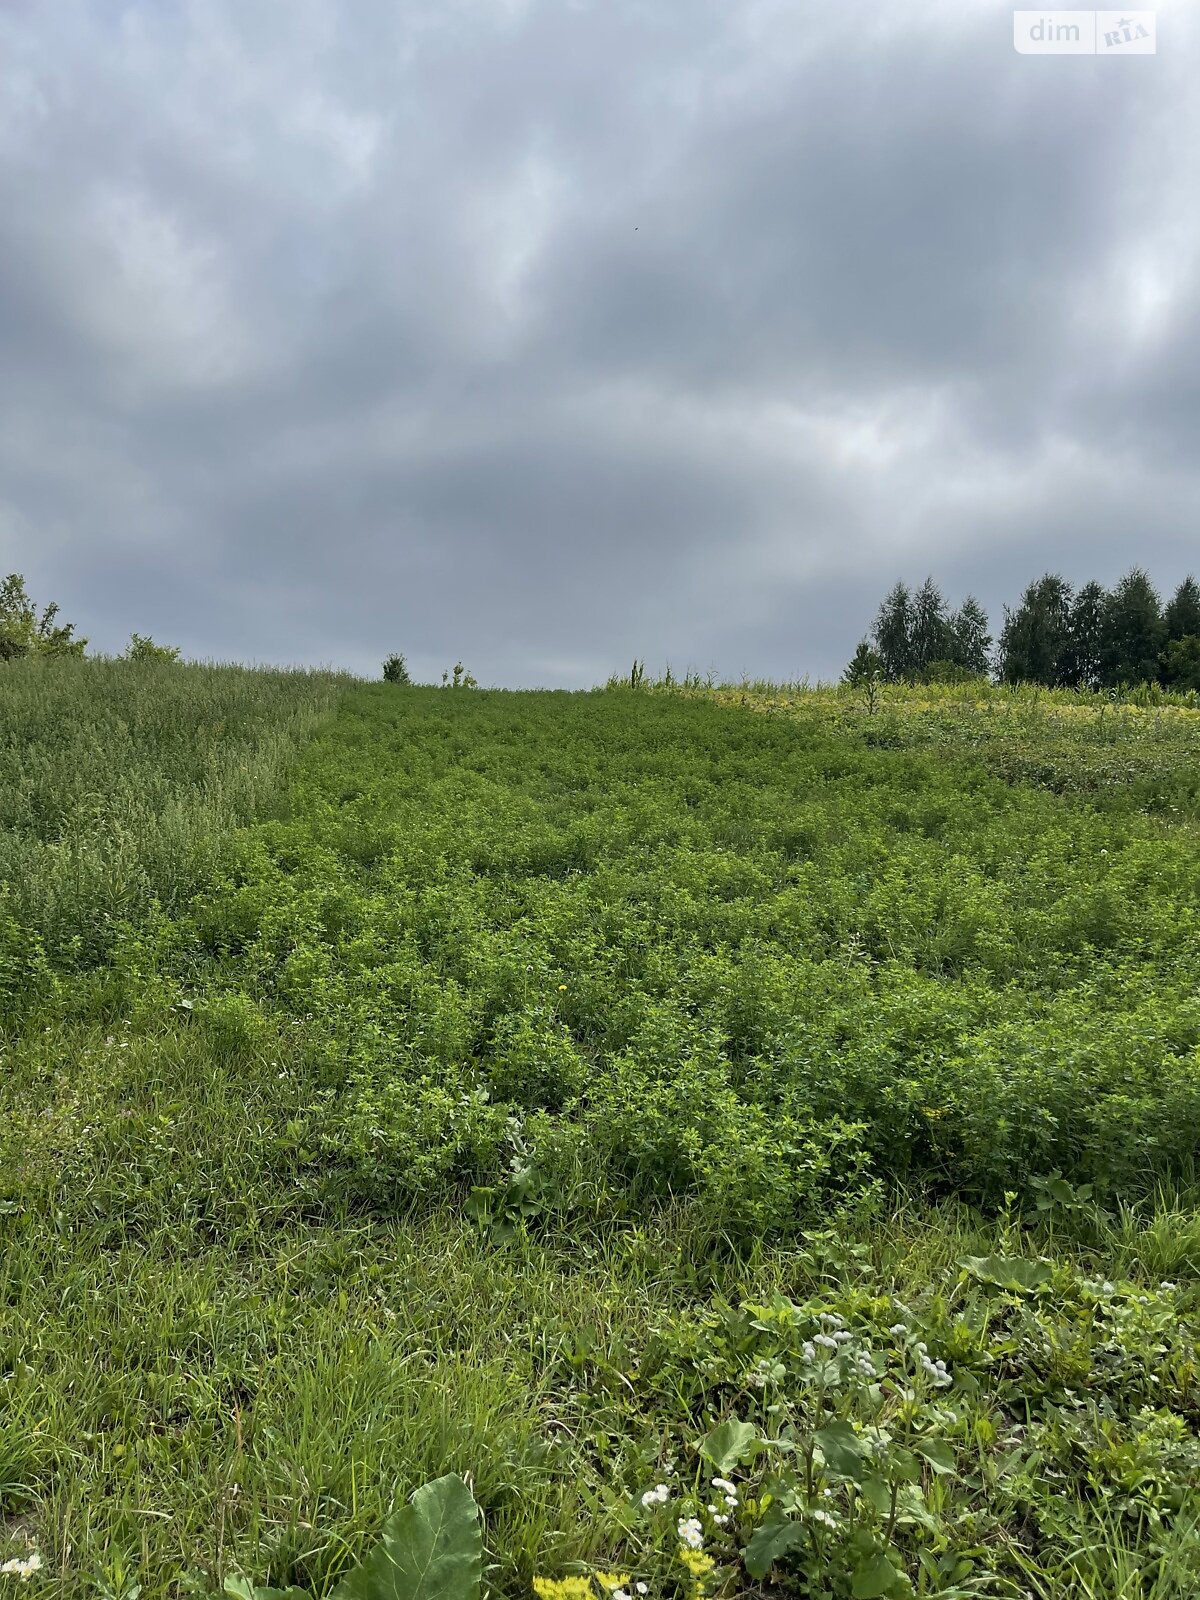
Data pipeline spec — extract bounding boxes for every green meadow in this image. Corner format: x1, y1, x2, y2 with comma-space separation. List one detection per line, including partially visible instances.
3, 662, 1200, 1600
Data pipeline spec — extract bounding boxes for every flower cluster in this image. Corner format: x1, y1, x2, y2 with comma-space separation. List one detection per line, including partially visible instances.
640, 1483, 670, 1508
0, 1554, 42, 1583
705, 1476, 739, 1528
914, 1341, 952, 1387
595, 1571, 648, 1600
676, 1548, 715, 1597
799, 1313, 879, 1385
677, 1517, 704, 1551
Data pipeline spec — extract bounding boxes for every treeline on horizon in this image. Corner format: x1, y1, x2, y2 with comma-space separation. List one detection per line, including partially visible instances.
846, 569, 1200, 692
9, 563, 1200, 695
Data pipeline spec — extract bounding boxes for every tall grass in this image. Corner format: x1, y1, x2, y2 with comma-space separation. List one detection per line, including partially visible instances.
0, 657, 348, 970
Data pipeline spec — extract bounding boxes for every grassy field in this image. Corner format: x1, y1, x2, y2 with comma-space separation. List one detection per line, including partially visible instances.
2, 664, 1200, 1600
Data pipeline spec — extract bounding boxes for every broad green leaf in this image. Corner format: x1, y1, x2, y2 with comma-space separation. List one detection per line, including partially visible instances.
331, 1474, 482, 1600
224, 1579, 311, 1600
960, 1255, 1052, 1293
859, 1475, 890, 1517
851, 1550, 903, 1598
742, 1515, 808, 1580
697, 1418, 759, 1474
895, 1484, 939, 1533
815, 1420, 868, 1481
913, 1437, 956, 1476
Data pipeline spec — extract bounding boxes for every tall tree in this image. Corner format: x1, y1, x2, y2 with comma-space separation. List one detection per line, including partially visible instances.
909, 577, 954, 676
1164, 576, 1200, 643
1161, 636, 1200, 692
947, 595, 992, 676
998, 574, 1073, 685
1099, 568, 1164, 687
0, 573, 87, 661
871, 581, 913, 681
1063, 580, 1107, 690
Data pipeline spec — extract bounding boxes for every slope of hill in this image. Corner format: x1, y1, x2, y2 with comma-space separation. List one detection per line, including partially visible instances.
2, 667, 1199, 1598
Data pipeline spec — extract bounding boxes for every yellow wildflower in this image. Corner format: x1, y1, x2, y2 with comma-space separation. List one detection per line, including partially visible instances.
677, 1548, 715, 1596
533, 1578, 595, 1600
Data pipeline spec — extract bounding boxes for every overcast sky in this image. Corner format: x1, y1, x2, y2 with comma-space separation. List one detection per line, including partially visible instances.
1, 1, 1196, 685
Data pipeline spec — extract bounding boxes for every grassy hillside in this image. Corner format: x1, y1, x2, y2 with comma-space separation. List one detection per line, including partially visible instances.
2, 671, 1199, 1599
0, 659, 346, 978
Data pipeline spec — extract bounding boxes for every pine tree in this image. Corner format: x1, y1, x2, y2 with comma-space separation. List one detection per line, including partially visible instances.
947, 595, 992, 677
842, 641, 883, 686
1099, 568, 1164, 687
871, 582, 913, 681
909, 577, 954, 677
1164, 576, 1200, 643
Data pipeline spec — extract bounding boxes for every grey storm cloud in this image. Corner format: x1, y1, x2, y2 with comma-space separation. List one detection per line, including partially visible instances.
1, 0, 1196, 685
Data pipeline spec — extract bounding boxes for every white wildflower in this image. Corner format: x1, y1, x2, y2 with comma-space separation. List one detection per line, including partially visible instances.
889, 1323, 907, 1336
811, 1509, 837, 1530
813, 1334, 839, 1351
0, 1554, 42, 1582
678, 1517, 704, 1551
636, 1586, 648, 1596
711, 1477, 737, 1494
801, 1341, 816, 1363
641, 1483, 671, 1508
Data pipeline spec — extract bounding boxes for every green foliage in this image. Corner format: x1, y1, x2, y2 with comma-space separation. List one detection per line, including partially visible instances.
441, 663, 478, 688
872, 582, 913, 681
383, 654, 412, 685
867, 569, 1197, 691
1161, 635, 1200, 692
124, 633, 182, 664
1000, 573, 1074, 686
0, 658, 345, 969
920, 659, 981, 686
331, 1476, 481, 1600
842, 642, 882, 688
2, 674, 1200, 1598
1164, 576, 1200, 643
1102, 568, 1165, 688
227, 1476, 481, 1600
628, 1239, 1200, 1598
869, 582, 991, 683
0, 572, 86, 660
1065, 578, 1107, 690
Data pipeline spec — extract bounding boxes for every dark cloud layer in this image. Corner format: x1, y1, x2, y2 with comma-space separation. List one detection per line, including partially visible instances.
1, 1, 1195, 684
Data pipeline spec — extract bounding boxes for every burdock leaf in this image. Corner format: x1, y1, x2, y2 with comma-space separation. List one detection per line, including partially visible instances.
960, 1255, 1052, 1293
697, 1418, 760, 1474
331, 1475, 483, 1600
